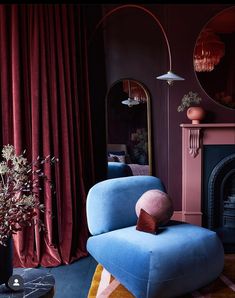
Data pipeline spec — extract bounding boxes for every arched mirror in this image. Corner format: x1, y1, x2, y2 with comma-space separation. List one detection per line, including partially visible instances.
106, 79, 152, 176
194, 6, 235, 109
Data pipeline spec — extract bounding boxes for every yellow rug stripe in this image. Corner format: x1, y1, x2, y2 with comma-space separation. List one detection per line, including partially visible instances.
88, 264, 104, 298
88, 264, 133, 298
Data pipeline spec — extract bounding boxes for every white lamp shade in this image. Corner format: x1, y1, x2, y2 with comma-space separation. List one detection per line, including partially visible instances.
121, 98, 140, 107
156, 70, 185, 85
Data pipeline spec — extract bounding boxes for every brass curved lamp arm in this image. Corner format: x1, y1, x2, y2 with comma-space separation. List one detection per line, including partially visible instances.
90, 4, 185, 85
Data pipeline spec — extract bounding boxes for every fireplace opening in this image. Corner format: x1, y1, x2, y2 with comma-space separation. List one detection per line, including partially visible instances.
224, 195, 235, 228
203, 146, 235, 253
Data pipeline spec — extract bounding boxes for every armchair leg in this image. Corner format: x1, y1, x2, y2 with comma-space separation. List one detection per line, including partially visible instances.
96, 268, 120, 298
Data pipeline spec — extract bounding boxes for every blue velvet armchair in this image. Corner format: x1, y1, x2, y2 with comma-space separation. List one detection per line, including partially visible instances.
86, 176, 224, 298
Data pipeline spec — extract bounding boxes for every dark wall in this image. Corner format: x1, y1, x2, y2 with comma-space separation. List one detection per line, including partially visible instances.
86, 5, 108, 182
87, 4, 235, 210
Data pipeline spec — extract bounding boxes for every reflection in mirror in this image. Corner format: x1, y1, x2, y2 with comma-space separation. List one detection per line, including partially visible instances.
106, 79, 152, 176
194, 6, 235, 109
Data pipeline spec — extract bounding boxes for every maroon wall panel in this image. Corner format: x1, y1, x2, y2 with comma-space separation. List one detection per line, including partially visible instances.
88, 4, 235, 209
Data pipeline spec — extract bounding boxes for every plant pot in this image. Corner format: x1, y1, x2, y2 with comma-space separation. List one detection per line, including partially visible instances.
186, 106, 205, 124
0, 237, 13, 285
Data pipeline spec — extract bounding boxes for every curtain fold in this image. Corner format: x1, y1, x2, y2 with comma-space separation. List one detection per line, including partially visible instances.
0, 4, 95, 267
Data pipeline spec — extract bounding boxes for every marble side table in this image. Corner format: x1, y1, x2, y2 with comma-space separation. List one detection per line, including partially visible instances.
0, 268, 55, 298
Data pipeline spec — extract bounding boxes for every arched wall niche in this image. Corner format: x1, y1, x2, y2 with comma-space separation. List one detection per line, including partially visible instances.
88, 4, 171, 178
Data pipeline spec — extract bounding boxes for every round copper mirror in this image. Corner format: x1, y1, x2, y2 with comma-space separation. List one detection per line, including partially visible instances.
194, 6, 235, 109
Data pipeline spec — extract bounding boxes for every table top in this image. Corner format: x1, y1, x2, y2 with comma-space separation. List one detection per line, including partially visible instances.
0, 268, 55, 298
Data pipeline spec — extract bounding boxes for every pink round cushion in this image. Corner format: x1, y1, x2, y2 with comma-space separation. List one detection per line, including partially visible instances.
135, 189, 174, 225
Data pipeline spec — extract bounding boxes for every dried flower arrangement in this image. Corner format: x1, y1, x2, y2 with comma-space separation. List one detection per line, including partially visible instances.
0, 144, 58, 246
177, 91, 202, 112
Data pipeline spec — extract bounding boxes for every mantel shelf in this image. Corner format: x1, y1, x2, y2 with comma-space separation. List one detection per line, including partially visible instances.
180, 123, 235, 128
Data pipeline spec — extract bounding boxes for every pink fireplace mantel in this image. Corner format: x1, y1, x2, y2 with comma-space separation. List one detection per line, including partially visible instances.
172, 123, 235, 226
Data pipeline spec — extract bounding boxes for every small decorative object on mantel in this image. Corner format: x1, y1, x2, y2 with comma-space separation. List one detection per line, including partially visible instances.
187, 106, 205, 124
177, 91, 205, 124
0, 144, 58, 286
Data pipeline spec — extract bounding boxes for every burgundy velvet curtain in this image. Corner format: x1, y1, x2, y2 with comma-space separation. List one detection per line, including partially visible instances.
0, 4, 95, 267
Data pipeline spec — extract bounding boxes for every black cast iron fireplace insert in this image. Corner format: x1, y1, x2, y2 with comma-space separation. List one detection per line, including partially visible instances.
203, 145, 235, 253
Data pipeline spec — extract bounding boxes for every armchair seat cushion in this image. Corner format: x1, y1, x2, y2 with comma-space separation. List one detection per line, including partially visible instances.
87, 220, 224, 298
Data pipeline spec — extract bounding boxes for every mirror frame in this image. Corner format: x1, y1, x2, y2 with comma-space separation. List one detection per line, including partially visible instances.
105, 78, 152, 175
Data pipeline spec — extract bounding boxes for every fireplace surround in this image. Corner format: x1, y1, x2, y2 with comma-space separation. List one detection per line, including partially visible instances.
177, 123, 235, 252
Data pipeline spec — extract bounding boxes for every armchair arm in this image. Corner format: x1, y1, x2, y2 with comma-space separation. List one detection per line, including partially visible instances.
86, 175, 165, 235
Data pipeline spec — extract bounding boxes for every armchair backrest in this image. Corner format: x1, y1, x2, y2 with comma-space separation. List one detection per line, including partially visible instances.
86, 175, 165, 235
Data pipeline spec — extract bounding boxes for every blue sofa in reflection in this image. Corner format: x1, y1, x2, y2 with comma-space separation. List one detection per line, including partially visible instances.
107, 162, 133, 179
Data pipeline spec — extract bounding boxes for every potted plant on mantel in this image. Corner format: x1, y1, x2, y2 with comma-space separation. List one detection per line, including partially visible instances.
177, 91, 205, 124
